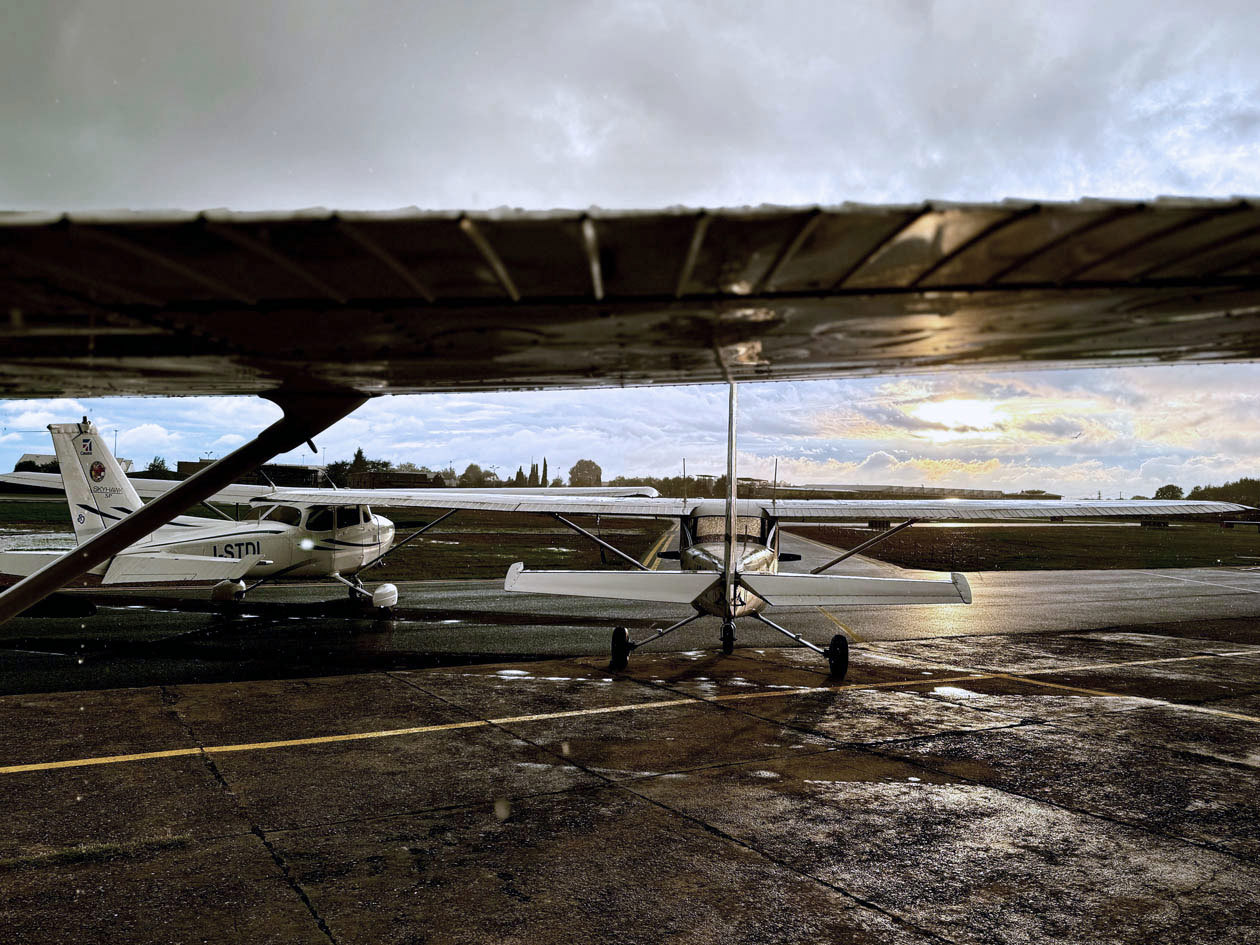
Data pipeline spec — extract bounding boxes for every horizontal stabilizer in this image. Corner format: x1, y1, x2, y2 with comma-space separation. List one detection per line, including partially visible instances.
102, 553, 258, 585
0, 551, 97, 579
741, 571, 972, 607
504, 562, 718, 604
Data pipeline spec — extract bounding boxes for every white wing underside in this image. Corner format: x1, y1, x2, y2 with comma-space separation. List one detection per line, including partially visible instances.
740, 571, 972, 606
252, 489, 1248, 520
504, 563, 719, 603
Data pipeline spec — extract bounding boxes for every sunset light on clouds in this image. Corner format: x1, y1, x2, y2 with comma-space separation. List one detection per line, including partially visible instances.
3, 362, 1255, 501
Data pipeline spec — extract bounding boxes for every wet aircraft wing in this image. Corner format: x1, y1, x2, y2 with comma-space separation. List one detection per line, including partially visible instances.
762, 497, 1251, 520
0, 470, 274, 502
255, 488, 699, 517
3, 198, 1260, 399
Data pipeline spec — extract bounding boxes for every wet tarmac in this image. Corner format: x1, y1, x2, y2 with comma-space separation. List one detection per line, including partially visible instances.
2, 534, 1259, 942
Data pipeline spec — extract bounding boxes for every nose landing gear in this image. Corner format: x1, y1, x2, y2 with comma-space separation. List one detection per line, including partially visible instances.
720, 621, 736, 655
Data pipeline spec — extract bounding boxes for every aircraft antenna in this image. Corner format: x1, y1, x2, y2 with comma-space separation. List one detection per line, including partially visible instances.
258, 467, 277, 489
322, 468, 339, 490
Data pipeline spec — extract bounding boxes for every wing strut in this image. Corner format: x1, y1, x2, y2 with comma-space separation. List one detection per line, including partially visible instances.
0, 389, 366, 625
809, 519, 917, 574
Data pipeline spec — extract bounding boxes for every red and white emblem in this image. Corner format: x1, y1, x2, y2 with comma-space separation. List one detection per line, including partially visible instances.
89, 461, 106, 483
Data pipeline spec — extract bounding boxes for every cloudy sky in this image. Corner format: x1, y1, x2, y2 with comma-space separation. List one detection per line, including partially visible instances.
2, 1, 1259, 495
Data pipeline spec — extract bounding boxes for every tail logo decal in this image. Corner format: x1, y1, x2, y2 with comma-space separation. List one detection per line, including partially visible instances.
80, 438, 92, 455
89, 462, 106, 482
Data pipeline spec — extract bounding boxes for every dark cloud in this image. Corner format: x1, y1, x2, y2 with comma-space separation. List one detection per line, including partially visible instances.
2, 0, 1258, 210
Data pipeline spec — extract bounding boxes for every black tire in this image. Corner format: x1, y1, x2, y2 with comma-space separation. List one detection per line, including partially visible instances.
610, 626, 631, 671
826, 633, 849, 681
720, 621, 736, 655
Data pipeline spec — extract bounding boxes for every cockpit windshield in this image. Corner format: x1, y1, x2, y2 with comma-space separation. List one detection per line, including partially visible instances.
693, 515, 763, 542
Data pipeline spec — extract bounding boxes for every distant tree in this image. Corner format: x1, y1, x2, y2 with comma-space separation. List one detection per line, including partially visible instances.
541, 458, 548, 486
1130, 495, 1150, 500
15, 459, 59, 473
528, 462, 539, 487
550, 477, 563, 487
146, 456, 169, 474
1154, 484, 1184, 500
396, 461, 418, 473
1189, 477, 1260, 506
458, 463, 485, 488
569, 459, 602, 487
348, 447, 368, 476
325, 460, 351, 487
513, 466, 527, 487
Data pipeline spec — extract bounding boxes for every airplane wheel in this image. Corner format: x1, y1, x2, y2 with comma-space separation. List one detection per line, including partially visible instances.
826, 634, 849, 681
721, 621, 735, 655
610, 626, 631, 671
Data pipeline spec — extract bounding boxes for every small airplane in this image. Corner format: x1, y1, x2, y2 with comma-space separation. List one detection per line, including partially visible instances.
238, 385, 1252, 679
0, 419, 658, 610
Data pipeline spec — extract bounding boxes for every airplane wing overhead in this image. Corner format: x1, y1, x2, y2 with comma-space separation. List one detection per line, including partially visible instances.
0, 471, 274, 503
763, 498, 1251, 520
3, 199, 1260, 398
255, 488, 697, 517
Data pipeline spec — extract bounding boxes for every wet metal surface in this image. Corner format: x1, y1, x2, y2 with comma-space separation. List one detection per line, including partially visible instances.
5, 201, 1260, 398
2, 623, 1259, 943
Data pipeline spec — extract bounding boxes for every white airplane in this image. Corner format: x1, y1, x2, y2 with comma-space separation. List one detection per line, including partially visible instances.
0, 419, 659, 609
238, 385, 1251, 679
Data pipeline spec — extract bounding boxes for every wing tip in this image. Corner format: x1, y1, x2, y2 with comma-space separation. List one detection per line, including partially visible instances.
951, 572, 973, 604
505, 561, 526, 591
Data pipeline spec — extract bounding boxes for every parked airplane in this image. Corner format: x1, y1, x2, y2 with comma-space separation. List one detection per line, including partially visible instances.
0, 419, 658, 609
4, 200, 1260, 627
237, 385, 1251, 679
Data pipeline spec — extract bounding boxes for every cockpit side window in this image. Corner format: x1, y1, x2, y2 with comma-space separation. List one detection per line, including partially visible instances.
306, 507, 334, 531
336, 506, 360, 529
263, 505, 301, 526
243, 504, 271, 521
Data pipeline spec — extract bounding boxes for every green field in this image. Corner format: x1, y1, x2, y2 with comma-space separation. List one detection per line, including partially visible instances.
786, 523, 1260, 571
0, 501, 673, 580
365, 511, 672, 580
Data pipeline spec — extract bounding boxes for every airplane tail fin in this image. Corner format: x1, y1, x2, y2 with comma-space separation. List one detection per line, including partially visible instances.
49, 419, 143, 544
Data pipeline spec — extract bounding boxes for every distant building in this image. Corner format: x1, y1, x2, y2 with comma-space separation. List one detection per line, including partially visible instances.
176, 459, 325, 487
347, 468, 452, 488
784, 482, 1062, 501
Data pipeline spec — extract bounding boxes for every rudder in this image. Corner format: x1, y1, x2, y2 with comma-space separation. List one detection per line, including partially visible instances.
49, 418, 143, 543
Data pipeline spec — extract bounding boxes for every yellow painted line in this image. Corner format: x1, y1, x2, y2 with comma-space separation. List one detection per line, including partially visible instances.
1020, 652, 1252, 676
6, 648, 1259, 776
643, 526, 675, 571
0, 673, 994, 777
991, 673, 1260, 725
816, 607, 865, 643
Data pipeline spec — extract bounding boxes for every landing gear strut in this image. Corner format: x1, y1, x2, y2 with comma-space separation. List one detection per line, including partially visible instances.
720, 621, 736, 655
749, 611, 850, 680
607, 613, 705, 671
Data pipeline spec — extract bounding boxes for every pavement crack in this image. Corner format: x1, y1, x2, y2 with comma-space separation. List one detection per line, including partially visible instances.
157, 685, 342, 945
385, 672, 959, 945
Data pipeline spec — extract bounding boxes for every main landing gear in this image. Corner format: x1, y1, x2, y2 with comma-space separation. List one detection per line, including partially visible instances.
825, 633, 849, 681
607, 613, 850, 681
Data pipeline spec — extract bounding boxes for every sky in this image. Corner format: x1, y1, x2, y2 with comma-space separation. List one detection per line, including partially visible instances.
2, 1, 1259, 496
